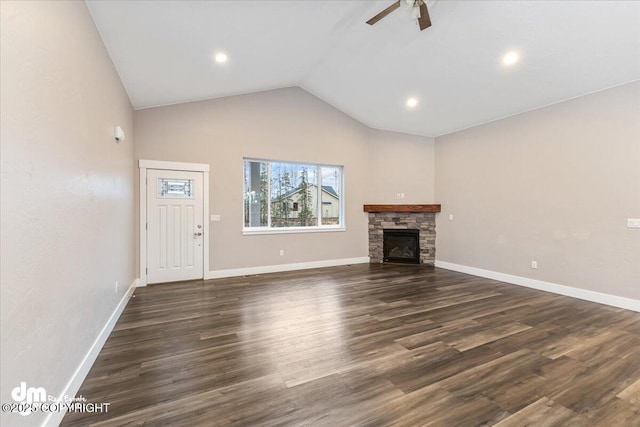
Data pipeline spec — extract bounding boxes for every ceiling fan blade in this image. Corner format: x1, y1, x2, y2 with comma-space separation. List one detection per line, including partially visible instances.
417, 1, 432, 30
366, 1, 401, 26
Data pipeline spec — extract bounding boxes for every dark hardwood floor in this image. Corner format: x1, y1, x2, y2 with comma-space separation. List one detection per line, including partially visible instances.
62, 264, 640, 426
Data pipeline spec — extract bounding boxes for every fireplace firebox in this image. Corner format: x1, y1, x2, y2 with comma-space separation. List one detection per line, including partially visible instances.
383, 229, 420, 264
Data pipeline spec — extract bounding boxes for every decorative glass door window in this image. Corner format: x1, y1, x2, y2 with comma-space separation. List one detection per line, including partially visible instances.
157, 178, 194, 198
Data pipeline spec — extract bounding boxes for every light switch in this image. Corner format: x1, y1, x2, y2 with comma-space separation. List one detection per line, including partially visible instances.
210, 215, 221, 222
627, 218, 640, 228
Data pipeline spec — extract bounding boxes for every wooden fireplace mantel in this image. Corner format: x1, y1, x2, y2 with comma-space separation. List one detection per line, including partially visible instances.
363, 204, 441, 213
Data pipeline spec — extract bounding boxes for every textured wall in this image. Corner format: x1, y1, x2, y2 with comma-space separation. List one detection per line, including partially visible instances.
0, 2, 135, 426
435, 82, 640, 300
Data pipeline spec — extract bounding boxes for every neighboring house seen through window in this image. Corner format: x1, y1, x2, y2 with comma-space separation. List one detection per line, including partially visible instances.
244, 159, 344, 231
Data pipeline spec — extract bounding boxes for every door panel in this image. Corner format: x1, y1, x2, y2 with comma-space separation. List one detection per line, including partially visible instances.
147, 169, 204, 284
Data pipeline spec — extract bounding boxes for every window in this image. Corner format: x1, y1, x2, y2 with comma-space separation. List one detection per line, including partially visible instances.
244, 159, 344, 232
157, 178, 194, 198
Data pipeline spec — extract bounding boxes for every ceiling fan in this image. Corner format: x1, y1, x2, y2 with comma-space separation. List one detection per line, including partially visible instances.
366, 0, 432, 31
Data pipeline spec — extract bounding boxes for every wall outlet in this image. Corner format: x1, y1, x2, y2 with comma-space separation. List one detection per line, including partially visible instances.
279, 249, 284, 256
627, 218, 640, 228
115, 281, 119, 293
449, 214, 454, 221
531, 261, 538, 269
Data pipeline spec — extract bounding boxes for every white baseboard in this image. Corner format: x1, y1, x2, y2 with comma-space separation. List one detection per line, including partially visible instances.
206, 257, 370, 280
435, 260, 640, 312
43, 279, 138, 427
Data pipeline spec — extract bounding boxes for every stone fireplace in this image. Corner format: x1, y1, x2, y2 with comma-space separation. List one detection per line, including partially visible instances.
364, 204, 440, 265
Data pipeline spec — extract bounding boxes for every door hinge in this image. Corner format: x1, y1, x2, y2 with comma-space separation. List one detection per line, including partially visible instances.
146, 268, 148, 274
146, 222, 148, 230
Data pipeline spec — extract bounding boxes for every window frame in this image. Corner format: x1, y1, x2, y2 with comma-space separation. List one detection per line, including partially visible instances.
242, 158, 346, 235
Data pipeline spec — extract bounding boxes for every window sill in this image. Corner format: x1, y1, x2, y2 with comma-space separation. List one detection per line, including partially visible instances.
242, 227, 346, 236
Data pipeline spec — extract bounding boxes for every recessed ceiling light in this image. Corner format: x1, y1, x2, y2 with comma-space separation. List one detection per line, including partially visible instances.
406, 97, 418, 108
214, 52, 228, 64
502, 51, 519, 66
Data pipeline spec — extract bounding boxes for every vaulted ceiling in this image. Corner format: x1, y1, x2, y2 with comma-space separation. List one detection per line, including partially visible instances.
87, 0, 640, 137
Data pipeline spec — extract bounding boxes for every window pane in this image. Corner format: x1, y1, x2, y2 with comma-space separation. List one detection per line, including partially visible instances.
244, 158, 343, 230
157, 178, 194, 198
270, 163, 318, 227
244, 161, 268, 227
321, 166, 341, 225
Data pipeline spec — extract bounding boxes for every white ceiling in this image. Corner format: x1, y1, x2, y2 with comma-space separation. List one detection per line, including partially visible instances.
87, 0, 640, 137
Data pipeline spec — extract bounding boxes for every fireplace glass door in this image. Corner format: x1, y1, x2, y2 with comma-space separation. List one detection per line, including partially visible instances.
383, 229, 420, 264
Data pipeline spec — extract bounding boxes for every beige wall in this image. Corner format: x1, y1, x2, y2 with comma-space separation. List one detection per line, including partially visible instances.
365, 129, 436, 204
435, 81, 640, 300
134, 87, 436, 272
0, 2, 135, 426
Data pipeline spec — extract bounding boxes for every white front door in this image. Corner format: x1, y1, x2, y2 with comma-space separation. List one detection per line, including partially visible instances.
146, 169, 204, 284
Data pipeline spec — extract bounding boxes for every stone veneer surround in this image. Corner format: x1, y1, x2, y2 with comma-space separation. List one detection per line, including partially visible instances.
368, 212, 436, 265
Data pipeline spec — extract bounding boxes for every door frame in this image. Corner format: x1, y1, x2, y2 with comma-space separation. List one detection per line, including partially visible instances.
139, 159, 210, 286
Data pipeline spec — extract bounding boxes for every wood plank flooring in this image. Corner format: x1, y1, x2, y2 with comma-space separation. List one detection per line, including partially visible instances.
62, 264, 640, 426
